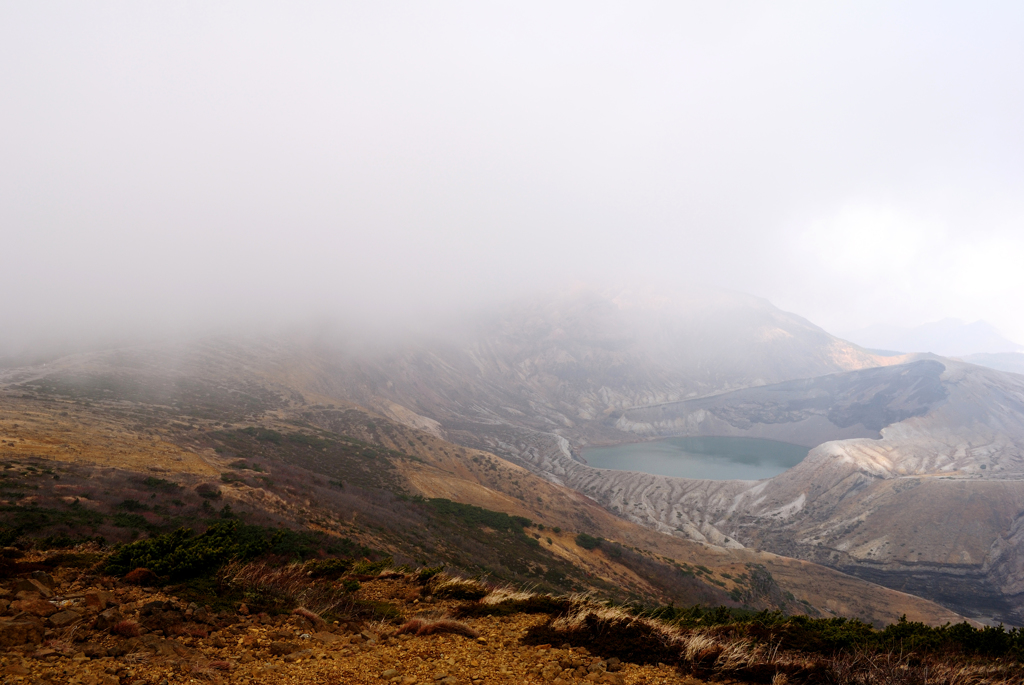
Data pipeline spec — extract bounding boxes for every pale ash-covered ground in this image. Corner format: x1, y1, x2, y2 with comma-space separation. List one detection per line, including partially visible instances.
542, 361, 1024, 624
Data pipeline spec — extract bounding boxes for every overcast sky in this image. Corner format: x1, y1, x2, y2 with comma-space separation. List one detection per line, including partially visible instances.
3, 1, 1023, 351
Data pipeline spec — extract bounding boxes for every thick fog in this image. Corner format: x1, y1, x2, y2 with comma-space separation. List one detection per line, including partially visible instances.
3, 2, 1024, 353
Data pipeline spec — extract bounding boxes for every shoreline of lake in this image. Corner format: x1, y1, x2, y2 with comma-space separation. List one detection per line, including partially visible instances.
581, 435, 810, 481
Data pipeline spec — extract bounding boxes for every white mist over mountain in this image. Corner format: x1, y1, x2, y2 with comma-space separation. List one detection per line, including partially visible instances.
844, 319, 1023, 357
2, 3, 1024, 351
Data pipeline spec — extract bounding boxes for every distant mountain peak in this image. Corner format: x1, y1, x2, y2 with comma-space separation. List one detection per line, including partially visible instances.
844, 318, 1022, 357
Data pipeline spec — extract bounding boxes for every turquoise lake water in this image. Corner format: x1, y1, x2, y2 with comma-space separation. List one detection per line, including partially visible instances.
581, 436, 810, 481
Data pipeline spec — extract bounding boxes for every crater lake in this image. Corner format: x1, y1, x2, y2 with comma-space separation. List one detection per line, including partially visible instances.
581, 436, 810, 480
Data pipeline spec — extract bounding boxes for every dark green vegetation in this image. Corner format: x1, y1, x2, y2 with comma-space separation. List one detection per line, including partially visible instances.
424, 498, 531, 532
516, 598, 1024, 684
0, 354, 772, 615
14, 362, 288, 421
0, 454, 598, 597
205, 424, 413, 493
642, 605, 1024, 659
104, 520, 369, 580
0, 458, 293, 546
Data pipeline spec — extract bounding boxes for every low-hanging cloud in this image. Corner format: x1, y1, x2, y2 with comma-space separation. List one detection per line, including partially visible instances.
3, 1, 1023, 353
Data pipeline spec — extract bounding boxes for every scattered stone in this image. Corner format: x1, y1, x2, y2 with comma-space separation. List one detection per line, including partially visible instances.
48, 609, 83, 627
382, 668, 400, 678
11, 598, 57, 617
283, 648, 313, 663
313, 630, 344, 643
85, 590, 114, 610
4, 662, 29, 675
12, 578, 53, 598
30, 571, 55, 589
269, 640, 297, 656
0, 620, 44, 647
542, 662, 563, 681
94, 607, 122, 631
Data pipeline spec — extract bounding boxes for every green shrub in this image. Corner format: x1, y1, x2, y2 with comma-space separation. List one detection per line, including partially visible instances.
142, 477, 181, 493
240, 427, 283, 443
575, 533, 601, 550
112, 513, 148, 529
417, 566, 444, 584
351, 556, 393, 576
305, 558, 353, 579
104, 521, 370, 580
426, 499, 532, 531
105, 521, 266, 579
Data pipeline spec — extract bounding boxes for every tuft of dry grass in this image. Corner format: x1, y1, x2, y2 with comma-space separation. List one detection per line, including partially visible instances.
395, 617, 480, 638
822, 649, 1021, 685
429, 574, 489, 600
292, 606, 327, 631
479, 585, 537, 605
123, 567, 159, 585
167, 623, 209, 638
110, 619, 142, 637
220, 560, 354, 616
524, 592, 1023, 685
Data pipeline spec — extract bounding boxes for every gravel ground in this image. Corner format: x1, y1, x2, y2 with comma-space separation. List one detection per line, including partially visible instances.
0, 563, 720, 685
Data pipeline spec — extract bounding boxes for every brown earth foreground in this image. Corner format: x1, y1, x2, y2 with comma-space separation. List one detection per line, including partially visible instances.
4, 553, 1024, 685
1, 558, 710, 685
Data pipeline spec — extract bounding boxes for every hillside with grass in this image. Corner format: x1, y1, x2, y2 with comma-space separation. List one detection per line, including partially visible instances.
0, 340, 963, 626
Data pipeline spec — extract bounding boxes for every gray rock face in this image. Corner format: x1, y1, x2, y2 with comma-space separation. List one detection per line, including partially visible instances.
297, 288, 1024, 623
301, 286, 896, 478
11, 286, 1024, 623
614, 359, 949, 442
556, 361, 1024, 623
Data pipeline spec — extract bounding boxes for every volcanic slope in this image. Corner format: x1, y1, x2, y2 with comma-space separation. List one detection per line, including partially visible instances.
252, 286, 1024, 625
0, 339, 961, 627
286, 285, 904, 476
567, 359, 1024, 624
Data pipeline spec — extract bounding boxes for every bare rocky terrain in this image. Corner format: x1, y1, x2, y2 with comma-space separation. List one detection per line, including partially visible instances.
203, 286, 1024, 625
559, 360, 1024, 624
3, 283, 1020, 651
2, 555, 1010, 685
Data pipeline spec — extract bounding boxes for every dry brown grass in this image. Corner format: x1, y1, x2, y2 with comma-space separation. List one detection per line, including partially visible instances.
479, 586, 537, 605
220, 560, 354, 616
167, 623, 210, 639
429, 574, 489, 600
465, 586, 1021, 684
292, 606, 328, 630
823, 649, 1020, 685
395, 617, 480, 638
110, 619, 142, 637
